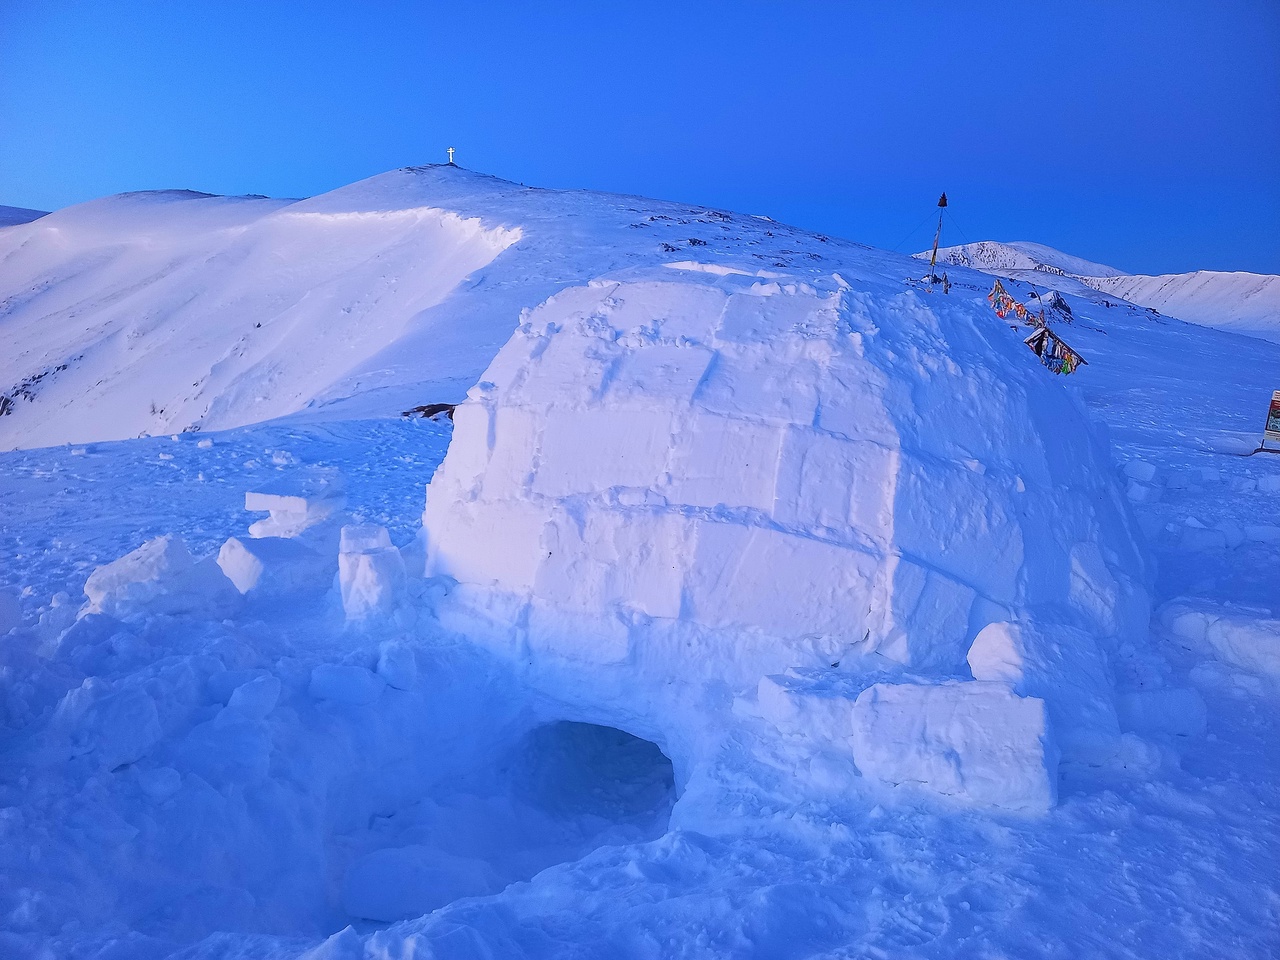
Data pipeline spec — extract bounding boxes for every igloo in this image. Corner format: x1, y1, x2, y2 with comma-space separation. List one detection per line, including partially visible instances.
421, 267, 1151, 808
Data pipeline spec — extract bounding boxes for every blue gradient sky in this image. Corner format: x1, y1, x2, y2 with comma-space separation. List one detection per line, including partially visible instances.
2, 1, 1277, 274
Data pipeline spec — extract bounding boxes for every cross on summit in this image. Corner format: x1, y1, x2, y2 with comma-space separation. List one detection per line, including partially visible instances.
447, 147, 455, 165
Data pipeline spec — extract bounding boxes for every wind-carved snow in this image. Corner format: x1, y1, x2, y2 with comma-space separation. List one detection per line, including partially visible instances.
0, 187, 519, 447
423, 267, 1153, 812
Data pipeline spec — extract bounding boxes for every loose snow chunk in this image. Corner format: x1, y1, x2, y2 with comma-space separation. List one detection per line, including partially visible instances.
1244, 524, 1280, 543
1125, 480, 1163, 504
309, 663, 385, 704
216, 536, 331, 599
82, 535, 240, 621
850, 681, 1058, 813
338, 525, 405, 620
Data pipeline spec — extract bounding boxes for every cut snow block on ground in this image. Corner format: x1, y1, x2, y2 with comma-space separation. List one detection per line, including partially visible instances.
245, 474, 346, 541
850, 681, 1058, 813
967, 620, 1122, 763
81, 534, 240, 621
421, 269, 1151, 807
1159, 598, 1280, 684
338, 525, 405, 620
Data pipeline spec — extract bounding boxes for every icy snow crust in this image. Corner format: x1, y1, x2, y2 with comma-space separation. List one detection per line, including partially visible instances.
2, 167, 1278, 957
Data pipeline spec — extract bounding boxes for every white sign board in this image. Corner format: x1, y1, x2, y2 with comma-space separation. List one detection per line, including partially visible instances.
1266, 390, 1280, 443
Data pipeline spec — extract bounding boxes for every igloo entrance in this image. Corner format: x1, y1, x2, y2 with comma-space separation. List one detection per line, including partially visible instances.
339, 720, 676, 923
507, 720, 678, 826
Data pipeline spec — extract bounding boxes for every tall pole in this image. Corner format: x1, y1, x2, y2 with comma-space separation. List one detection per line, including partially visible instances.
928, 192, 948, 287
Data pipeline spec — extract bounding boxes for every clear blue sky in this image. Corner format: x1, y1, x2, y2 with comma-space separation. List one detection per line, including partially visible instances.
2, 1, 1277, 275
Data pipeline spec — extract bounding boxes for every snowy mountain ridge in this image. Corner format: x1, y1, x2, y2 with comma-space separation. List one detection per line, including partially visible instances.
0, 165, 904, 449
918, 239, 1280, 342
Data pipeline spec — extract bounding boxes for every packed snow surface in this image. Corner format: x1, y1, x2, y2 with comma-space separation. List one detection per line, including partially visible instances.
1, 167, 1279, 958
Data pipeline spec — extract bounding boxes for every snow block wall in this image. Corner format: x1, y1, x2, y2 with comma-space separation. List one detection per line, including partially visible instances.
422, 268, 1152, 808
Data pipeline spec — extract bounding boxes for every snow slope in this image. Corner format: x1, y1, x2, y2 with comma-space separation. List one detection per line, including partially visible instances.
0, 179, 520, 448
1, 170, 1278, 959
920, 240, 1280, 342
0, 204, 47, 228
1084, 270, 1280, 342
2, 167, 849, 450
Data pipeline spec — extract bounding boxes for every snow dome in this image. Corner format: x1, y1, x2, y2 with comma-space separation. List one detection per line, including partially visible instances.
422, 266, 1152, 809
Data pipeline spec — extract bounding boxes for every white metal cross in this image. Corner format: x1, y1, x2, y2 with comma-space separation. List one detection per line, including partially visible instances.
447, 147, 455, 164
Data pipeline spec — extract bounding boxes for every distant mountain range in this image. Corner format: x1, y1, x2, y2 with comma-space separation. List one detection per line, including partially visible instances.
917, 240, 1279, 343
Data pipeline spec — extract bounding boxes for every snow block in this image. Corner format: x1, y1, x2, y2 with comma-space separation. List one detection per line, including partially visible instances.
338, 525, 405, 621
967, 620, 1120, 763
757, 672, 858, 744
82, 535, 240, 621
1159, 599, 1280, 682
245, 476, 345, 539
309, 663, 385, 705
850, 681, 1058, 813
216, 536, 332, 599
